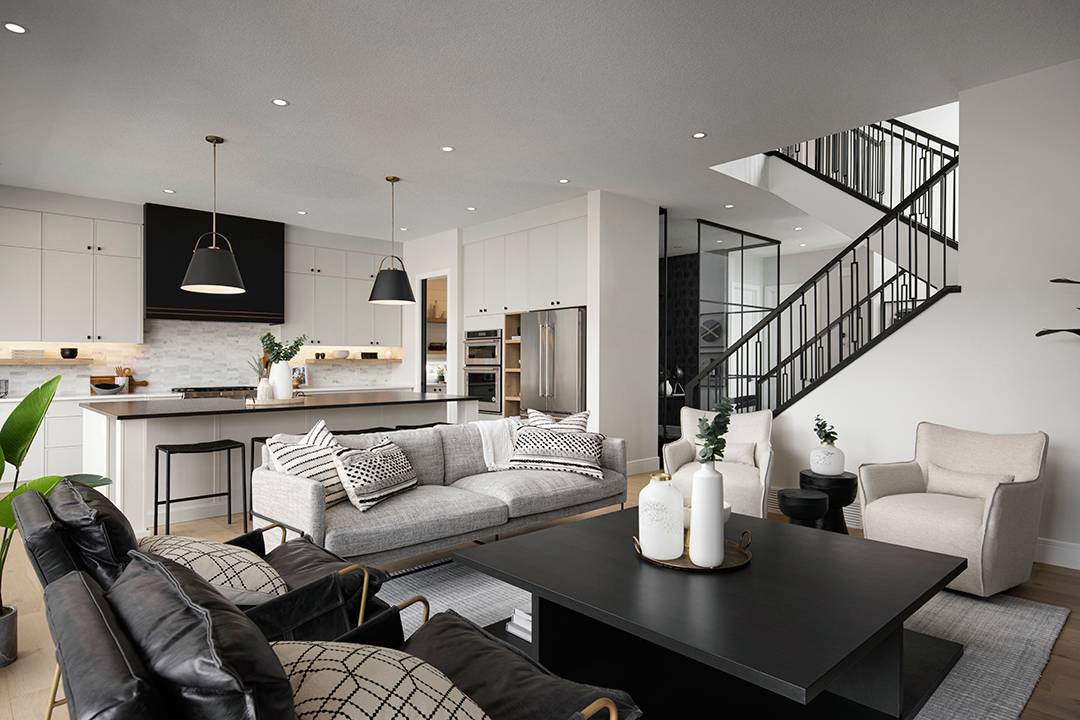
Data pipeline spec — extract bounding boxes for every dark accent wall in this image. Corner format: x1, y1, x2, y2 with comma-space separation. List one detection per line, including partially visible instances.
659, 253, 700, 441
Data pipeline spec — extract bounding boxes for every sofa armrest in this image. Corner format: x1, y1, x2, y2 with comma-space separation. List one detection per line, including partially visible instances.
858, 461, 925, 507
980, 478, 1044, 595
662, 438, 695, 475
251, 467, 327, 546
601, 437, 627, 477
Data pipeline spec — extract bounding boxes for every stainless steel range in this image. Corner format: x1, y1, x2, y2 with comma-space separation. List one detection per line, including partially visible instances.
171, 386, 256, 400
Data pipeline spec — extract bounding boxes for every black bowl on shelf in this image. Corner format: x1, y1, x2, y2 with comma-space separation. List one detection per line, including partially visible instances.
60, 348, 78, 359
92, 383, 124, 395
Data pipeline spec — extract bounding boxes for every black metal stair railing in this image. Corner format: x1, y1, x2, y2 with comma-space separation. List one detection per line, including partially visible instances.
685, 155, 959, 416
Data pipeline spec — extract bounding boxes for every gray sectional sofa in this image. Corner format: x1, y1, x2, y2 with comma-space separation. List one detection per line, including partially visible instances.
252, 423, 628, 566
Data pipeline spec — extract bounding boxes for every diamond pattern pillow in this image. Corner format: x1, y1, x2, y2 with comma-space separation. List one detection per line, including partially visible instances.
338, 438, 419, 512
138, 534, 288, 606
509, 426, 605, 480
526, 409, 590, 433
267, 433, 349, 508
272, 641, 489, 719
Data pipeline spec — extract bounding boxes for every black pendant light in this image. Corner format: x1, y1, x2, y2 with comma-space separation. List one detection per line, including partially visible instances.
369, 175, 416, 305
181, 135, 246, 294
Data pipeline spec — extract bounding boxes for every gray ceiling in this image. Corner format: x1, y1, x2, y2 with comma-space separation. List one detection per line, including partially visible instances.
1, 0, 1078, 241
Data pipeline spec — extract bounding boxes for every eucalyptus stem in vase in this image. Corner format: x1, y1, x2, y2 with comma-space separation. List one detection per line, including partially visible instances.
689, 398, 733, 568
262, 332, 306, 400
810, 414, 845, 476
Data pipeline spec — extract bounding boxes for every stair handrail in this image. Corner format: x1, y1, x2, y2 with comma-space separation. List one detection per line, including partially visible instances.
684, 154, 959, 397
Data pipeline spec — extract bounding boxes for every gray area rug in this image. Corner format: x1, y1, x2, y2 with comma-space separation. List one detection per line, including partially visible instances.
380, 563, 1068, 719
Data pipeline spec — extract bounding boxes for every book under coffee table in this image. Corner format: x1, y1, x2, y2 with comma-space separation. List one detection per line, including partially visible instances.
455, 508, 966, 719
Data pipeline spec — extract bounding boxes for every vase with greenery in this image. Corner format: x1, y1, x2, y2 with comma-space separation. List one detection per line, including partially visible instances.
261, 332, 306, 400
0, 376, 64, 666
689, 398, 733, 568
249, 352, 272, 401
810, 414, 845, 475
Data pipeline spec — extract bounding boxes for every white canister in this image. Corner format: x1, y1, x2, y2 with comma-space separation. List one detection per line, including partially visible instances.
256, 377, 273, 402
638, 472, 684, 561
269, 361, 293, 400
810, 444, 846, 476
689, 462, 726, 568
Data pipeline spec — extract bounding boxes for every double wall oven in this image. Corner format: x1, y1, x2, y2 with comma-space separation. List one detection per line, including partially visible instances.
464, 329, 501, 413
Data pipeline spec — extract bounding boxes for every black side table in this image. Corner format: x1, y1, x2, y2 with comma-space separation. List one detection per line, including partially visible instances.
799, 469, 858, 534
777, 488, 829, 529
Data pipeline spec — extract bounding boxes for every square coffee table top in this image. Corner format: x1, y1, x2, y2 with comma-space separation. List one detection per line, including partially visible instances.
454, 509, 966, 704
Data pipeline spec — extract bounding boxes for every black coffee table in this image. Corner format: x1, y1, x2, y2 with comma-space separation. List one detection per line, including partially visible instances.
800, 469, 859, 533
455, 509, 965, 719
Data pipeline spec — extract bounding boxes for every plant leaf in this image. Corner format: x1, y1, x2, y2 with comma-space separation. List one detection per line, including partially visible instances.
0, 444, 4, 484
0, 475, 63, 529
0, 376, 60, 469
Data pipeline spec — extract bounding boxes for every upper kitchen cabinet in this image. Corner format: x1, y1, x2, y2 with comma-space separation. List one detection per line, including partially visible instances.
315, 247, 347, 277
372, 305, 401, 346
285, 243, 316, 274
345, 278, 375, 345
503, 231, 529, 313
93, 255, 143, 342
346, 252, 377, 280
526, 223, 559, 309
94, 220, 142, 258
483, 236, 505, 312
281, 271, 316, 342
0, 245, 42, 340
0, 207, 42, 248
463, 240, 485, 316
43, 213, 94, 253
285, 243, 357, 277
42, 249, 143, 343
556, 216, 587, 308
313, 274, 347, 345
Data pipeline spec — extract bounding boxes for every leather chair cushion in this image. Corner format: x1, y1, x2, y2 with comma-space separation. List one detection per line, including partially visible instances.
108, 551, 296, 720
266, 537, 387, 596
403, 610, 642, 720
44, 571, 163, 719
46, 480, 138, 588
12, 490, 82, 587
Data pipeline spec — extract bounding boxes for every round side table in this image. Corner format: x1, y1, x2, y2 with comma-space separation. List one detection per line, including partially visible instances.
799, 469, 857, 534
777, 488, 829, 529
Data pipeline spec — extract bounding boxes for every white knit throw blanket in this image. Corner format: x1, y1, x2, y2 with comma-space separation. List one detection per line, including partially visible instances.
473, 417, 521, 470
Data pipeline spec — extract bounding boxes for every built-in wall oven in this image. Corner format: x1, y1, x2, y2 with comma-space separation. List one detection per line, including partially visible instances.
464, 329, 502, 366
464, 329, 502, 413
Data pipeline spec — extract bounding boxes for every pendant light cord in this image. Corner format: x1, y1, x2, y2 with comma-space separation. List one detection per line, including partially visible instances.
211, 140, 218, 247
390, 179, 396, 265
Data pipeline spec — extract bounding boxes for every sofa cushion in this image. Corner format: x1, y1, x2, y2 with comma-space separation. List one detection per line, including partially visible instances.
440, 423, 488, 483
338, 438, 419, 511
672, 461, 761, 517
926, 462, 1012, 498
47, 479, 138, 588
338, 428, 446, 486
272, 640, 488, 720
864, 493, 985, 558
108, 551, 296, 720
453, 469, 623, 519
323, 485, 508, 557
509, 427, 605, 480
265, 537, 387, 596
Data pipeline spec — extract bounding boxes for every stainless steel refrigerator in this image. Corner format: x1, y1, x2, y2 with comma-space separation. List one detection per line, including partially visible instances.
520, 308, 586, 415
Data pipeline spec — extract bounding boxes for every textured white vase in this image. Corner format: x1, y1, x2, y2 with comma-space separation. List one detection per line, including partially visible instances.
637, 473, 684, 561
810, 444, 845, 475
689, 462, 726, 568
256, 377, 273, 402
269, 361, 293, 400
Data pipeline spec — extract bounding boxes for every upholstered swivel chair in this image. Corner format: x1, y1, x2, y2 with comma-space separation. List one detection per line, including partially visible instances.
859, 422, 1049, 597
662, 407, 774, 518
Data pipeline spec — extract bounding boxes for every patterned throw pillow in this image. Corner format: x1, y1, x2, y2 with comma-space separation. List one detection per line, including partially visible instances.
266, 434, 349, 508
138, 535, 288, 606
273, 641, 489, 720
302, 418, 340, 449
509, 426, 605, 480
526, 409, 590, 433
338, 438, 419, 512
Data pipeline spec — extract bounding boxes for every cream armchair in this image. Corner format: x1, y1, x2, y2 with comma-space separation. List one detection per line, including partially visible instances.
859, 422, 1049, 597
662, 407, 773, 518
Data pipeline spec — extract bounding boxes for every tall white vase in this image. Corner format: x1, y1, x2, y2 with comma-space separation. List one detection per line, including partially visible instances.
810, 443, 845, 475
269, 361, 293, 400
637, 473, 684, 561
689, 462, 726, 568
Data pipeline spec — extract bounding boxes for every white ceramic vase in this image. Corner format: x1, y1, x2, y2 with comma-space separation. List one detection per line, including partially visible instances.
637, 473, 684, 561
269, 361, 293, 400
689, 462, 726, 568
256, 377, 273, 402
810, 443, 845, 475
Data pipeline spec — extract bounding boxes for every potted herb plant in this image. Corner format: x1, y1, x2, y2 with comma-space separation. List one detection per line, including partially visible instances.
260, 332, 306, 400
811, 414, 845, 475
689, 397, 733, 568
0, 376, 63, 666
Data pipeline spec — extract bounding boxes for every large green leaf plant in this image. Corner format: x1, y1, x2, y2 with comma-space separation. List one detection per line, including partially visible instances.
0, 376, 63, 610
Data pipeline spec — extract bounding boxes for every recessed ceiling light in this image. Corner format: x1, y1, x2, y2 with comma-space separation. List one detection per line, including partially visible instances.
3, 22, 27, 34
400, 227, 408, 232
271, 98, 290, 107
799, 242, 807, 247
716, 239, 723, 244
559, 178, 570, 184
691, 131, 707, 139
466, 207, 477, 212
441, 146, 455, 152
296, 210, 307, 215
162, 188, 176, 194
793, 226, 804, 231
723, 203, 734, 209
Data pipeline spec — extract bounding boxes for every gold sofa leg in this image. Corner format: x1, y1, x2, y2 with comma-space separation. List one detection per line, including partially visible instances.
44, 665, 67, 720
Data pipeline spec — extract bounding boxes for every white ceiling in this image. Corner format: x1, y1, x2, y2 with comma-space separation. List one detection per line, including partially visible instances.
1, 1, 1078, 242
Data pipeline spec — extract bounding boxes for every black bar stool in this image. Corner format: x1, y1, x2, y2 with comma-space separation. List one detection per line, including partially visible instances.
154, 439, 247, 535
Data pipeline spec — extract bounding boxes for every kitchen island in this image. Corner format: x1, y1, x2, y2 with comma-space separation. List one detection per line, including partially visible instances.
82, 391, 479, 534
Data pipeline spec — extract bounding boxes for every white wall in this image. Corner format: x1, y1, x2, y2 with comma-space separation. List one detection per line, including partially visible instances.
587, 191, 660, 473
462, 197, 587, 244
401, 228, 462, 398
896, 102, 959, 144
770, 59, 1080, 567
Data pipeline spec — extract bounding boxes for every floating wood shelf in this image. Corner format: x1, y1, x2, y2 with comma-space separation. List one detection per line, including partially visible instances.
0, 358, 93, 366
505, 395, 521, 402
504, 368, 521, 373
504, 339, 521, 345
304, 358, 403, 365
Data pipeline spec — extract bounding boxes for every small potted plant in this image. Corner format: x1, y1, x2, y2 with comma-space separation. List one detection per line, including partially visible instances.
260, 333, 306, 400
689, 397, 733, 568
811, 414, 845, 475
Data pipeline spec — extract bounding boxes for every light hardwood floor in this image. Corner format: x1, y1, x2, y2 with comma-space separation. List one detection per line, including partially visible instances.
2, 473, 1077, 719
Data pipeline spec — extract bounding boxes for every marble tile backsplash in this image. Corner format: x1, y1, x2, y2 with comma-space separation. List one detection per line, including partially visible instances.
0, 320, 401, 398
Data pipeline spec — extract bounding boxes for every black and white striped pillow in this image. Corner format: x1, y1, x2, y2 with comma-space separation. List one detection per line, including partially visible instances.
266, 435, 348, 508
526, 409, 590, 433
509, 426, 605, 480
338, 438, 419, 512
301, 419, 340, 449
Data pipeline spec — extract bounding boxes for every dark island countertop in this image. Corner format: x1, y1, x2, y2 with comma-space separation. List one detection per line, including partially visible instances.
80, 391, 476, 420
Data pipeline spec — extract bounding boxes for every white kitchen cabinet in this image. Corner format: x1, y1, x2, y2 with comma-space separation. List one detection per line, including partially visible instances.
285, 243, 316, 274
43, 250, 95, 341
94, 255, 143, 342
0, 245, 42, 340
556, 216, 588, 307
315, 247, 347, 277
281, 271, 315, 342
95, 220, 142, 258
372, 304, 401, 346
0, 207, 42, 248
483, 236, 506, 313
504, 231, 529, 313
345, 278, 375, 345
46, 446, 84, 477
314, 275, 347, 345
43, 213, 95, 254
526, 224, 559, 309
463, 241, 485, 316
347, 252, 377, 280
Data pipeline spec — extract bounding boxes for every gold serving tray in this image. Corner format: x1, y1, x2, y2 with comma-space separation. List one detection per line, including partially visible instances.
632, 530, 752, 572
